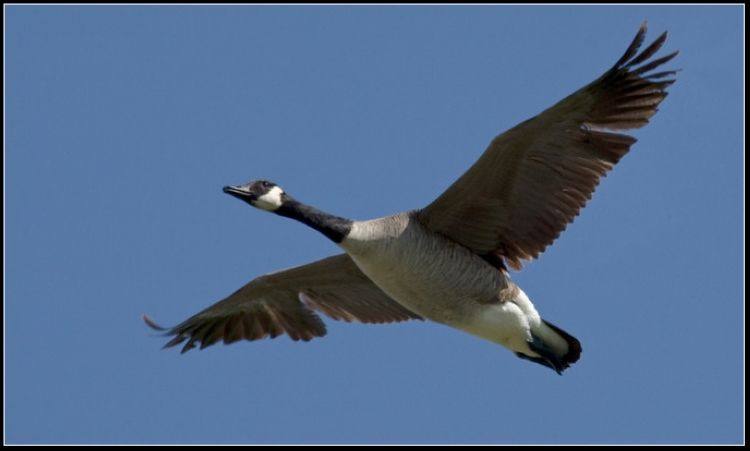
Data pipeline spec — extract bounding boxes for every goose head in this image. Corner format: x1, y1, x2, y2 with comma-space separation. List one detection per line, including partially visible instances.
223, 179, 286, 212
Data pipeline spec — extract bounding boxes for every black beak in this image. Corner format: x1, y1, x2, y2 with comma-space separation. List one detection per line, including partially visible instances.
222, 185, 253, 201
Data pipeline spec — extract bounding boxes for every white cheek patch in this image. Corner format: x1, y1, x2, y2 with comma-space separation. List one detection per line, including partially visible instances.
253, 186, 284, 211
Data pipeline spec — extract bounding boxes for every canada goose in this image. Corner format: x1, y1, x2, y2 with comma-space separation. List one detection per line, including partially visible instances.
144, 23, 677, 374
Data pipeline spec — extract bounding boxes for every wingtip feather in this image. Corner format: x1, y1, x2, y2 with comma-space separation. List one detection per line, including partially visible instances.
612, 22, 648, 69
142, 314, 168, 331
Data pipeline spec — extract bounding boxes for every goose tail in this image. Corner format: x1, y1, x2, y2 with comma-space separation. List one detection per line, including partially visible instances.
516, 320, 582, 375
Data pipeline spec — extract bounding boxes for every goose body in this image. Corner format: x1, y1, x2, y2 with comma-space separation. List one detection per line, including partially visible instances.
342, 213, 547, 357
145, 23, 677, 374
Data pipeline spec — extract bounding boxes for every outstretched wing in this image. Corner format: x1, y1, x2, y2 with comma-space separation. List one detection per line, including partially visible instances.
144, 254, 422, 353
417, 22, 678, 270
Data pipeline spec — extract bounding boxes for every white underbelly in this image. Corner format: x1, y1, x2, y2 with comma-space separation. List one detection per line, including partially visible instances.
458, 301, 535, 351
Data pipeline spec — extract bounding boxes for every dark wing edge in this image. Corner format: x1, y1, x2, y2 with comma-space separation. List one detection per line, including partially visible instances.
580, 21, 679, 134
502, 22, 679, 269
142, 295, 328, 354
418, 22, 678, 271
143, 254, 422, 354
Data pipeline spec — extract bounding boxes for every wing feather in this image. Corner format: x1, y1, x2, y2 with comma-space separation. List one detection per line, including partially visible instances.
144, 254, 422, 352
417, 23, 677, 270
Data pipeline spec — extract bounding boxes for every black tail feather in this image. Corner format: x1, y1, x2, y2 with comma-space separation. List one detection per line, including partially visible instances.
516, 321, 582, 375
515, 351, 563, 375
543, 319, 582, 366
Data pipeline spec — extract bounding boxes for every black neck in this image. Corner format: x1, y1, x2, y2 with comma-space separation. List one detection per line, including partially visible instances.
275, 197, 352, 243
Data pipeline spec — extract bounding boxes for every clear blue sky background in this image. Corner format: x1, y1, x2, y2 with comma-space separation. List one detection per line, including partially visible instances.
5, 5, 743, 444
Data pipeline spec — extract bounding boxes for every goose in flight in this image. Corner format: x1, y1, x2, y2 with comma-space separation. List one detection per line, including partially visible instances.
144, 23, 677, 374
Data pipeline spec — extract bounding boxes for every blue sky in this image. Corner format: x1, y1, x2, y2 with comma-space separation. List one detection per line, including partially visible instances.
5, 5, 743, 444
